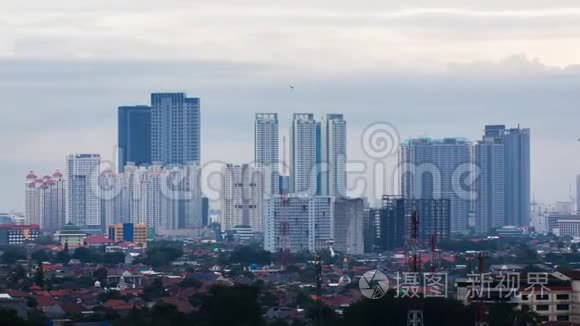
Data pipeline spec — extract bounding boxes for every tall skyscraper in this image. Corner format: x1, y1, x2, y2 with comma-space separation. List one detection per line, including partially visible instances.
320, 114, 347, 197
400, 138, 472, 233
290, 113, 318, 194
503, 126, 531, 226
66, 154, 102, 231
475, 126, 506, 233
264, 195, 334, 253
39, 171, 66, 234
221, 164, 271, 234
255, 113, 279, 195
25, 171, 41, 226
151, 93, 200, 165
118, 105, 151, 172
25, 171, 64, 232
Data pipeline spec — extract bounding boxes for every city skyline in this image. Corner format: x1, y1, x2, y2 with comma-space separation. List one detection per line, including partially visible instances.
3, 3, 580, 211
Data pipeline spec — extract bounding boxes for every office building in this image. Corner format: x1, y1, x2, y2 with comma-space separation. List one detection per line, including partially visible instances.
255, 113, 280, 195
66, 154, 102, 231
475, 125, 531, 232
264, 195, 334, 253
363, 208, 380, 253
221, 164, 271, 233
290, 113, 318, 194
372, 196, 450, 251
320, 114, 347, 197
108, 223, 147, 247
503, 126, 531, 227
400, 138, 472, 233
118, 105, 151, 172
475, 126, 506, 233
333, 197, 364, 255
0, 224, 40, 245
151, 93, 200, 165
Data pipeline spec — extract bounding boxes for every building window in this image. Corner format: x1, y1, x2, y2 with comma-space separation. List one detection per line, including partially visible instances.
536, 294, 549, 301
557, 315, 569, 321
556, 304, 569, 311
535, 305, 549, 311
556, 294, 569, 300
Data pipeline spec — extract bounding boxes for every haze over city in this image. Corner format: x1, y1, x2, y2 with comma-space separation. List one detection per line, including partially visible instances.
2, 1, 580, 211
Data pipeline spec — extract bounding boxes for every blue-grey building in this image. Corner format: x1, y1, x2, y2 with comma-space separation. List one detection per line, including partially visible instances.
399, 138, 472, 233
118, 106, 151, 172
151, 93, 201, 165
475, 125, 530, 232
503, 126, 531, 227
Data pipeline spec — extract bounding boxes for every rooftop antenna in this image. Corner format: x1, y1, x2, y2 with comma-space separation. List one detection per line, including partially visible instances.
407, 211, 423, 326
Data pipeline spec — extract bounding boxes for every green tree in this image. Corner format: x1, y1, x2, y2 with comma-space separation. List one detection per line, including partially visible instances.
34, 263, 44, 288
194, 285, 264, 326
143, 278, 166, 301
1, 246, 26, 264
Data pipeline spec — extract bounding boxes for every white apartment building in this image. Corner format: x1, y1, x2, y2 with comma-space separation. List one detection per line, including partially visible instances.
264, 195, 334, 253
320, 114, 347, 197
66, 154, 102, 230
255, 113, 280, 195
25, 171, 66, 234
221, 163, 271, 234
290, 113, 318, 195
333, 197, 364, 255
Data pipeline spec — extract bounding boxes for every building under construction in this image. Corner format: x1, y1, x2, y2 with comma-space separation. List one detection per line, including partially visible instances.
365, 195, 451, 252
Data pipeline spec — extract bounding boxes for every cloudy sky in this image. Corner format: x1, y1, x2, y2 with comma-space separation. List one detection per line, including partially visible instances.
1, 0, 580, 211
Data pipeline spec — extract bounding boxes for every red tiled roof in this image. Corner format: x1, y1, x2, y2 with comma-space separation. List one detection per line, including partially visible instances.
104, 299, 126, 308
84, 235, 114, 244
35, 295, 58, 307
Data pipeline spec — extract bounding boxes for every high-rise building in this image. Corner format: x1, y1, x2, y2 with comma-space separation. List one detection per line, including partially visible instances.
363, 208, 380, 253
221, 164, 271, 234
100, 163, 203, 234
372, 196, 450, 251
475, 125, 531, 231
320, 114, 347, 197
25, 171, 40, 226
290, 113, 318, 194
333, 197, 364, 255
38, 171, 66, 235
264, 195, 334, 253
66, 154, 102, 231
400, 138, 472, 233
151, 93, 200, 165
503, 127, 531, 226
475, 126, 506, 233
118, 105, 151, 172
255, 113, 279, 195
